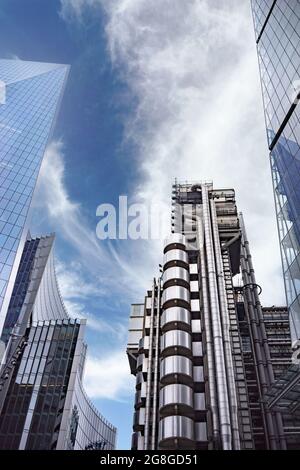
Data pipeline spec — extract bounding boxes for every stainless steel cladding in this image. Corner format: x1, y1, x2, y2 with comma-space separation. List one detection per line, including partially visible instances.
159, 416, 194, 448
160, 355, 193, 384
163, 249, 189, 266
136, 354, 148, 374
210, 198, 240, 450
163, 266, 190, 285
164, 234, 187, 248
201, 185, 232, 450
160, 330, 192, 357
159, 384, 194, 412
136, 371, 145, 387
162, 286, 190, 306
161, 306, 191, 331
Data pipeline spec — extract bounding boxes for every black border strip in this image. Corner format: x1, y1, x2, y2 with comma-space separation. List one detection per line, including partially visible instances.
256, 0, 277, 44
269, 97, 300, 151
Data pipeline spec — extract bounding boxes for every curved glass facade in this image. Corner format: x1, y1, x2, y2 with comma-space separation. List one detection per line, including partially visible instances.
0, 235, 116, 450
251, 0, 300, 342
61, 374, 116, 450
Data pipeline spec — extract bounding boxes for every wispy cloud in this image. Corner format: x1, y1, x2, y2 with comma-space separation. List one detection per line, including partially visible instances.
33, 140, 156, 300
84, 350, 135, 400
54, 258, 128, 340
34, 141, 107, 262
9, 54, 21, 60
59, 0, 100, 22
56, 259, 105, 298
65, 298, 128, 340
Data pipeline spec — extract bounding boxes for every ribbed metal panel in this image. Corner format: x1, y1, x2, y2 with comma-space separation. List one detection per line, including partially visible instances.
135, 383, 147, 408
160, 330, 192, 357
164, 234, 186, 250
193, 366, 204, 382
195, 422, 208, 442
138, 336, 149, 353
160, 355, 193, 384
133, 407, 145, 430
158, 415, 194, 447
163, 249, 189, 267
161, 306, 191, 331
162, 286, 190, 306
136, 371, 145, 388
163, 266, 190, 286
136, 354, 148, 373
159, 383, 194, 410
194, 392, 206, 410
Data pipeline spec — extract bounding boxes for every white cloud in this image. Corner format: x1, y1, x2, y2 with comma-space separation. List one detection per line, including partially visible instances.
58, 0, 286, 307
97, 0, 285, 305
84, 350, 135, 400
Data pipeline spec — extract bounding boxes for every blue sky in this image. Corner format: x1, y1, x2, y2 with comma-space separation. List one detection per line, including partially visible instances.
0, 0, 287, 449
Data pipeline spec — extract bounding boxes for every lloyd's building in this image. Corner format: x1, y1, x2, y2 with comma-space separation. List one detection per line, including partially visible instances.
0, 59, 116, 450
127, 181, 300, 450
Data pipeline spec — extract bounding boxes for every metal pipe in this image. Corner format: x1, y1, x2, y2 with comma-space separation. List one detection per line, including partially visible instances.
144, 279, 156, 450
210, 199, 241, 450
240, 214, 286, 450
151, 278, 161, 450
202, 185, 232, 450
240, 246, 275, 449
241, 286, 270, 448
197, 207, 220, 448
239, 214, 277, 450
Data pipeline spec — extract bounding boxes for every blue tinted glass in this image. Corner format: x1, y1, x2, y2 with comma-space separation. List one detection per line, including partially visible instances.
252, 0, 300, 341
0, 59, 69, 334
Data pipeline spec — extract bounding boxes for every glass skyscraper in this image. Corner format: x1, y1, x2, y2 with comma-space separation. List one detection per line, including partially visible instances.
250, 1, 300, 345
0, 234, 116, 450
0, 59, 69, 344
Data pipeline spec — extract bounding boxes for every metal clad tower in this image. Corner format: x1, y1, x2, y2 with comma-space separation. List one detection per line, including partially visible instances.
127, 182, 300, 450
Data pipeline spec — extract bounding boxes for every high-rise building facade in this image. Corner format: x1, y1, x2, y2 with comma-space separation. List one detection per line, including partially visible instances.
127, 182, 300, 450
0, 234, 116, 450
0, 59, 69, 345
250, 1, 300, 347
